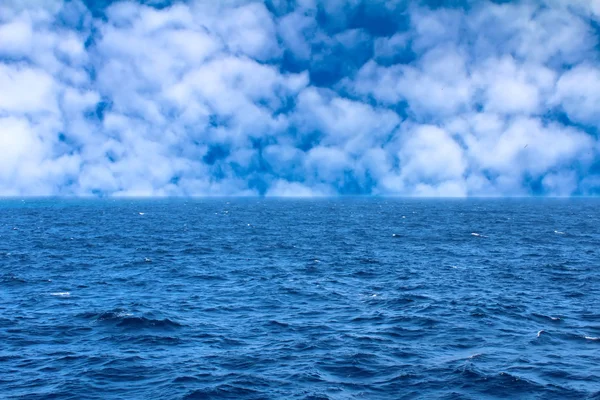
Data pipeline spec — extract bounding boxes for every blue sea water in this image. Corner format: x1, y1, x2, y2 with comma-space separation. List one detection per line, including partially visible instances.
1, 198, 599, 399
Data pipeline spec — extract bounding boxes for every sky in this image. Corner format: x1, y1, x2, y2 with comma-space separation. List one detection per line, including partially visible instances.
1, 0, 600, 197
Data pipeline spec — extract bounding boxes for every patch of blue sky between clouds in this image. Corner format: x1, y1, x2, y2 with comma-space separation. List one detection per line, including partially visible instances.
0, 0, 600, 197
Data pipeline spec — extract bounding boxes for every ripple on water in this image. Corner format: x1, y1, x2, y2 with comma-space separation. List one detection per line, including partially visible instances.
78, 310, 184, 331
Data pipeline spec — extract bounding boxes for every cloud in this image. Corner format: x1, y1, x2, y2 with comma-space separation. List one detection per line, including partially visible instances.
0, 65, 57, 113
0, 0, 599, 196
266, 179, 333, 197
551, 64, 600, 126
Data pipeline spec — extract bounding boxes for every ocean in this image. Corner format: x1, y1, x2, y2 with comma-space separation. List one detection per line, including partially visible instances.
1, 198, 599, 399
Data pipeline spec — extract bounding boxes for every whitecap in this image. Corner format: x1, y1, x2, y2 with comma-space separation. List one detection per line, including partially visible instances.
471, 233, 487, 237
116, 312, 133, 318
139, 212, 145, 215
554, 230, 565, 235
584, 336, 599, 341
537, 330, 545, 337
51, 292, 70, 297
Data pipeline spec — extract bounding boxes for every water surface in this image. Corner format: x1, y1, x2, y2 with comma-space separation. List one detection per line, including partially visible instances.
1, 198, 599, 399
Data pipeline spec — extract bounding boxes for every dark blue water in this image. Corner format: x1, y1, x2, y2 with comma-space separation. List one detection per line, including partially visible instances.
1, 199, 599, 399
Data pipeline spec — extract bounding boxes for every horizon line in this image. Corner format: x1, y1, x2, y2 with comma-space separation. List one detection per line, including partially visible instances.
1, 195, 599, 200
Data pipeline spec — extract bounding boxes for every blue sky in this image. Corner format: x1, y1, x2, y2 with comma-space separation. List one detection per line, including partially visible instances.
1, 0, 599, 196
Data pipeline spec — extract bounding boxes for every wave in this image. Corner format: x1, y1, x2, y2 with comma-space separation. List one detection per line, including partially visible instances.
531, 313, 562, 322
79, 310, 183, 330
183, 385, 263, 400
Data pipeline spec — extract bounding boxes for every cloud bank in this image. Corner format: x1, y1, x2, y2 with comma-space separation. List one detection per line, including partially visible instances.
1, 0, 599, 196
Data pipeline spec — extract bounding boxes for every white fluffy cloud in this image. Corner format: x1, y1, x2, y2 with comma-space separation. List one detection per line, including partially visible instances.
552, 64, 600, 126
0, 0, 599, 196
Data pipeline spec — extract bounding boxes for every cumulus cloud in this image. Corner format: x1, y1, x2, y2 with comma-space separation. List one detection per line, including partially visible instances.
0, 0, 599, 196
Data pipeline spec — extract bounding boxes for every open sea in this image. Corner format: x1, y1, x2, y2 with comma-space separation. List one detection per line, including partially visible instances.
0, 198, 599, 399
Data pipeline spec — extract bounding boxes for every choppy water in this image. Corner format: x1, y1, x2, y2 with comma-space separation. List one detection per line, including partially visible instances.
1, 198, 599, 399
